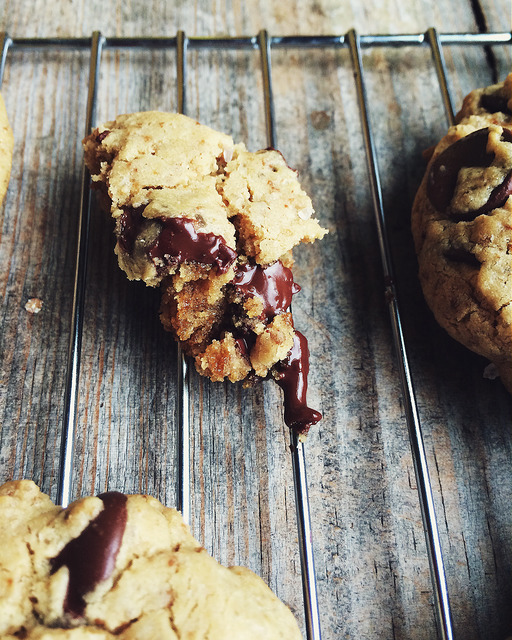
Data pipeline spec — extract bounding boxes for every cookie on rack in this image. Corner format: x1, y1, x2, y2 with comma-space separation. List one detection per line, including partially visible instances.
83, 112, 327, 435
0, 91, 13, 207
0, 479, 302, 639
412, 74, 512, 392
455, 73, 512, 125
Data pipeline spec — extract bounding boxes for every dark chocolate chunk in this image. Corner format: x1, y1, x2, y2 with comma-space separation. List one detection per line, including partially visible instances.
149, 217, 236, 274
427, 127, 512, 217
274, 331, 322, 435
50, 492, 128, 618
96, 130, 110, 143
118, 206, 145, 253
444, 247, 481, 268
479, 93, 512, 115
472, 168, 512, 216
427, 128, 495, 213
117, 209, 236, 274
235, 336, 250, 357
232, 261, 300, 320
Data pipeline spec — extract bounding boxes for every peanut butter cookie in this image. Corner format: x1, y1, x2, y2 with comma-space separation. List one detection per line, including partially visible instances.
0, 480, 302, 639
412, 75, 512, 391
83, 113, 327, 434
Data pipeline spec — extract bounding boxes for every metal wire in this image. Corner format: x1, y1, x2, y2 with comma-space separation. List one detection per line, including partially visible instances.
175, 29, 191, 525
4, 32, 511, 50
0, 33, 11, 84
347, 28, 454, 640
426, 28, 456, 125
1, 27, 510, 639
257, 28, 323, 640
56, 31, 105, 507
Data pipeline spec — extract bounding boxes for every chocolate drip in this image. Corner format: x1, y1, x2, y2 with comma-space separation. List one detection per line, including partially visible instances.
118, 208, 236, 274
50, 492, 128, 618
274, 331, 322, 435
479, 93, 512, 115
233, 261, 300, 319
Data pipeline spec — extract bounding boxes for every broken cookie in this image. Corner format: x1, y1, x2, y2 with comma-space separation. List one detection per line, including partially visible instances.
83, 112, 327, 435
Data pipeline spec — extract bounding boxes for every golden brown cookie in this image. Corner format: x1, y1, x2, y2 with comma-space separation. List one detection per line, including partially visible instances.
0, 480, 303, 639
0, 92, 13, 207
83, 113, 327, 434
412, 75, 512, 391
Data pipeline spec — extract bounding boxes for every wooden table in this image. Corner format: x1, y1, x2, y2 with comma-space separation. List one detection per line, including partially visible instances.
0, 2, 510, 639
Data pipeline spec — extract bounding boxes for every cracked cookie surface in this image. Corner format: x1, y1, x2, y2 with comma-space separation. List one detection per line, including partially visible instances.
0, 480, 302, 639
83, 113, 327, 435
412, 74, 512, 391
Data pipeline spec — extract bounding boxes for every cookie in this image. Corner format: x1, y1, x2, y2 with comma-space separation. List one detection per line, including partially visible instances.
83, 113, 327, 434
0, 91, 14, 208
412, 74, 512, 391
0, 480, 302, 639
455, 73, 512, 125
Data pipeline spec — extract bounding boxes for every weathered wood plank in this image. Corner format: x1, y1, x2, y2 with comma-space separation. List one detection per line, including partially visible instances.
0, 2, 510, 639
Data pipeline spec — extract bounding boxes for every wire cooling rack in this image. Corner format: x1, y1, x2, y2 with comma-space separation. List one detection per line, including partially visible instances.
0, 28, 510, 640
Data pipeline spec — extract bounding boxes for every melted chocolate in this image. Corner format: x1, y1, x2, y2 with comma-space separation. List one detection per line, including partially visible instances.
117, 208, 236, 274
235, 336, 250, 356
274, 331, 322, 435
96, 130, 110, 143
149, 217, 236, 274
118, 206, 144, 253
233, 261, 300, 319
427, 127, 512, 216
50, 492, 128, 618
479, 93, 512, 115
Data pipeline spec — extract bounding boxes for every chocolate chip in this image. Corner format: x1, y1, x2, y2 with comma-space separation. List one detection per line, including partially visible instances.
479, 93, 512, 115
472, 168, 512, 215
444, 247, 481, 268
96, 130, 110, 143
235, 336, 249, 357
118, 210, 236, 274
427, 128, 495, 213
50, 492, 128, 618
118, 206, 145, 253
149, 218, 236, 274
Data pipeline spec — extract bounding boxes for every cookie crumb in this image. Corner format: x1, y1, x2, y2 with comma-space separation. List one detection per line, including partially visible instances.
483, 362, 499, 380
310, 110, 331, 130
25, 298, 43, 314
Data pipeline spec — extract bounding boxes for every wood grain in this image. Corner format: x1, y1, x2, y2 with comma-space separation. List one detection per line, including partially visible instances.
0, 2, 511, 639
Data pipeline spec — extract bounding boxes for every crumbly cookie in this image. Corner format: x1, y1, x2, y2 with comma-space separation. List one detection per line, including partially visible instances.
0, 92, 14, 207
412, 74, 512, 391
455, 73, 512, 124
0, 480, 302, 639
83, 113, 327, 434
